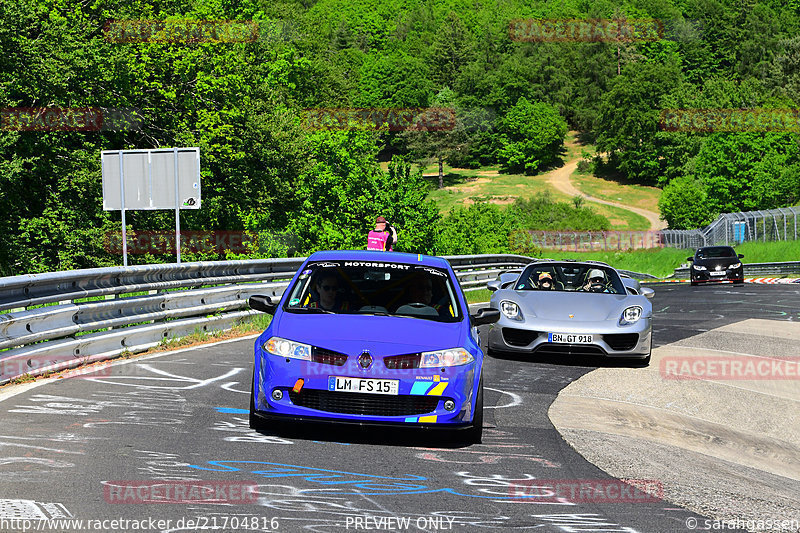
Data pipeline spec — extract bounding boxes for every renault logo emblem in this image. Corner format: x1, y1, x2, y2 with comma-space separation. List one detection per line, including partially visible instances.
358, 351, 373, 369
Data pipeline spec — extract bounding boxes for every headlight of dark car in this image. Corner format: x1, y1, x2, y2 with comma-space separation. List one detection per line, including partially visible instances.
730, 262, 742, 269
692, 265, 707, 271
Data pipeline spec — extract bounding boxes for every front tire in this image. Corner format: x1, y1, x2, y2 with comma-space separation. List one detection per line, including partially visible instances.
249, 369, 261, 430
466, 378, 484, 444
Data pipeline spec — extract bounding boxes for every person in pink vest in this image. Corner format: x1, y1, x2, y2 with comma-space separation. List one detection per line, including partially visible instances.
366, 215, 397, 251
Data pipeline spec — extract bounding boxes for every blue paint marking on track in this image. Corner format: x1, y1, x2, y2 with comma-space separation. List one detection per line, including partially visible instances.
187, 460, 543, 500
215, 407, 249, 414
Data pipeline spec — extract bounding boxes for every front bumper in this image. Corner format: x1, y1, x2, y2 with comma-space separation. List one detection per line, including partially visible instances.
253, 351, 478, 426
691, 267, 743, 283
487, 316, 652, 358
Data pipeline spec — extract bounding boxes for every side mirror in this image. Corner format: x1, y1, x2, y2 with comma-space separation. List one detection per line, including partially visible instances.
249, 295, 278, 314
738, 254, 744, 259
487, 280, 502, 292
686, 257, 694, 262
640, 287, 655, 300
471, 308, 500, 326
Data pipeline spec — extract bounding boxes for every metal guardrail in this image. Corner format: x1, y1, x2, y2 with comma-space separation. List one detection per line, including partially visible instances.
672, 261, 800, 279
0, 254, 536, 385
617, 269, 659, 280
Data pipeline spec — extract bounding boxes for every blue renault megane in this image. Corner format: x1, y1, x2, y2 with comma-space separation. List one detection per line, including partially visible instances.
247, 250, 500, 442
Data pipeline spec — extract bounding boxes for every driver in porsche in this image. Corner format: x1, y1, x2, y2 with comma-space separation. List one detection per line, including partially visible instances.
582, 268, 610, 293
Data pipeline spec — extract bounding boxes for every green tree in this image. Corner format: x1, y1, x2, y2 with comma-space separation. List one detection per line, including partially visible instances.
658, 175, 714, 229
356, 50, 433, 107
692, 132, 800, 214
287, 131, 439, 253
402, 88, 467, 188
427, 11, 474, 88
595, 61, 683, 184
497, 98, 567, 174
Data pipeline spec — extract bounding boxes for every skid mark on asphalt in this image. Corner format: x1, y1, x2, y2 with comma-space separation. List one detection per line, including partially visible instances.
0, 499, 72, 520
84, 364, 243, 390
485, 387, 523, 409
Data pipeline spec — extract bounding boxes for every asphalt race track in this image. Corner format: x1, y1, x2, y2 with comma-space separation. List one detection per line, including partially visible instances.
1, 283, 798, 533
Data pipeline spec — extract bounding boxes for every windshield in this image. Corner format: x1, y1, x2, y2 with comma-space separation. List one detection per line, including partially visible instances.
697, 247, 737, 259
513, 263, 626, 295
283, 260, 463, 322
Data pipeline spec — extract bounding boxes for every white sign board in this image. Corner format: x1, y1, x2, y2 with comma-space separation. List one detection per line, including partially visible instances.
100, 147, 201, 265
101, 148, 201, 210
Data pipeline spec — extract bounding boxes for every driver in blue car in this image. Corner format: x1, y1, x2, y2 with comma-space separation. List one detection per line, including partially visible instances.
407, 275, 434, 306
400, 274, 453, 317
306, 273, 350, 311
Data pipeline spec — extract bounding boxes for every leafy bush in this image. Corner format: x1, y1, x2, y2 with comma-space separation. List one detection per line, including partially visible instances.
435, 202, 512, 255
285, 132, 440, 253
435, 193, 609, 256
658, 176, 714, 229
509, 193, 610, 231
497, 98, 568, 174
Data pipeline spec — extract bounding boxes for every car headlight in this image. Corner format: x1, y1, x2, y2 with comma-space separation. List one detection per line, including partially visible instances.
729, 262, 741, 269
692, 265, 707, 271
263, 337, 311, 361
500, 300, 523, 321
420, 348, 474, 368
620, 306, 643, 325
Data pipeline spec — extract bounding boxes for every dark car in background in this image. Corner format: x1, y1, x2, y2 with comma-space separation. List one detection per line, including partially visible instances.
688, 246, 744, 286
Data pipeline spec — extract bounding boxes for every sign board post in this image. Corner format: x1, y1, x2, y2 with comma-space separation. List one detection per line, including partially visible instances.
101, 148, 201, 265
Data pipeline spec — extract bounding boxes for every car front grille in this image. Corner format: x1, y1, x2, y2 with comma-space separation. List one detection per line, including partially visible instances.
383, 353, 421, 369
288, 390, 439, 416
534, 344, 607, 356
311, 347, 348, 366
604, 333, 639, 351
502, 328, 541, 347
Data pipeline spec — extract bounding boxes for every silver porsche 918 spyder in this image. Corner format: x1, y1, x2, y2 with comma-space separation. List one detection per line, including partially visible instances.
486, 261, 654, 363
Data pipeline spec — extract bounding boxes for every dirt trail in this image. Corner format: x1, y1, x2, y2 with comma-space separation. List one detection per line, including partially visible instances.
428, 135, 666, 230
545, 159, 667, 230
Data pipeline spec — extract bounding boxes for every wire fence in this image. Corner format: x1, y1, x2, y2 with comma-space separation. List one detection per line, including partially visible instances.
517, 206, 800, 251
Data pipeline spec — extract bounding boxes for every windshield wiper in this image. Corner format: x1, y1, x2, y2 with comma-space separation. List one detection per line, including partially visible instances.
287, 307, 335, 314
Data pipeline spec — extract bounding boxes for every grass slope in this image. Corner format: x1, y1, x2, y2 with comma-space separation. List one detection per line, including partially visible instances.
542, 240, 799, 278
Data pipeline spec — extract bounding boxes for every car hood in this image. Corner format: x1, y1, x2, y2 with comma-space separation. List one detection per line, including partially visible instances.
694, 257, 740, 268
272, 313, 466, 355
494, 290, 635, 322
